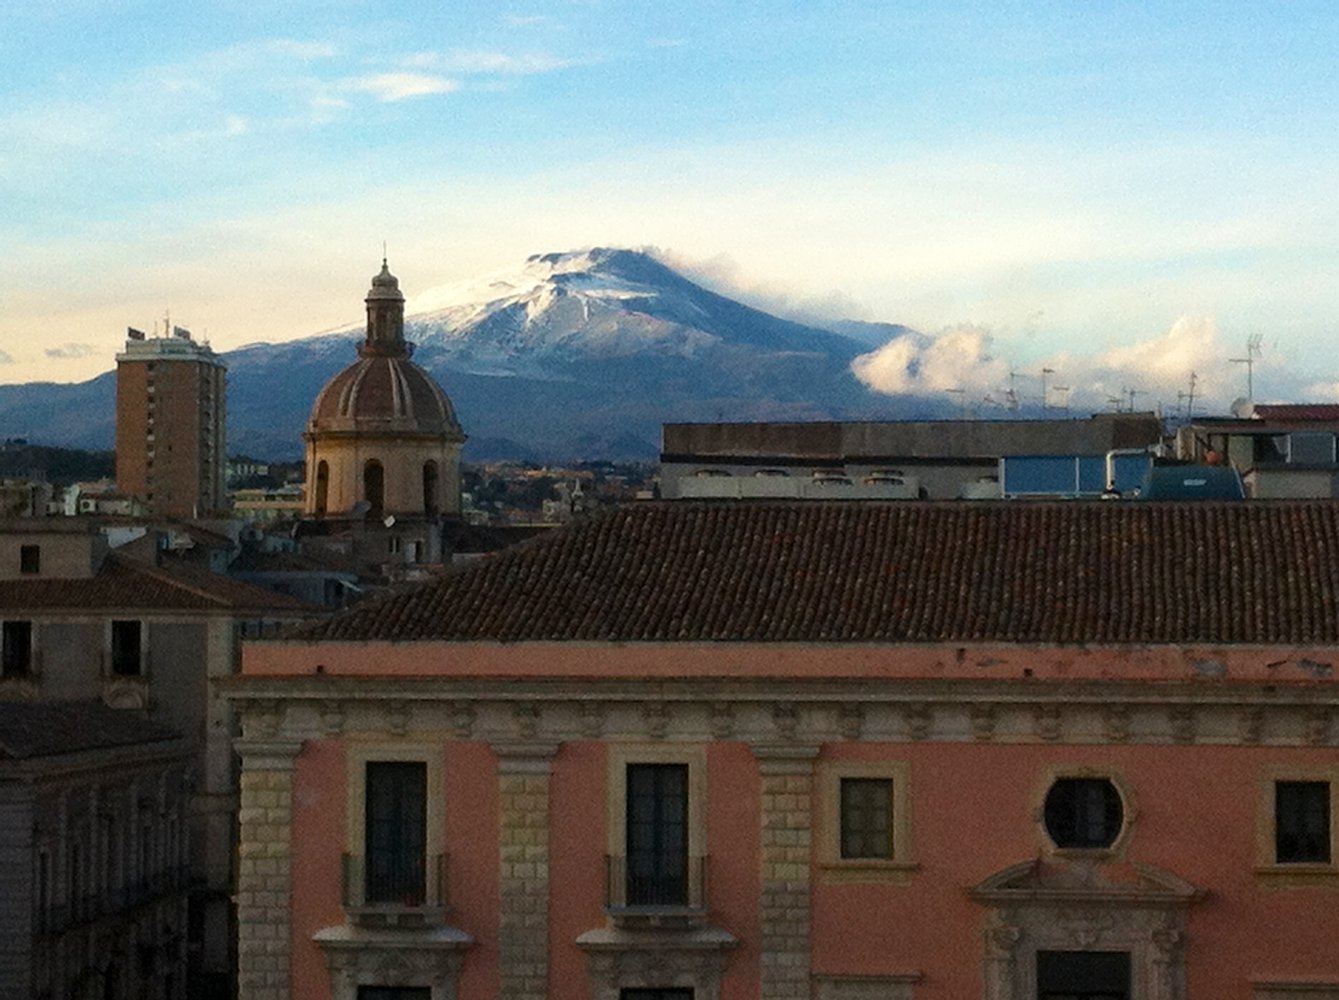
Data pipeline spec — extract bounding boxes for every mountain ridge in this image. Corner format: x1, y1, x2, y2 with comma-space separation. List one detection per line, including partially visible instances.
0, 248, 924, 461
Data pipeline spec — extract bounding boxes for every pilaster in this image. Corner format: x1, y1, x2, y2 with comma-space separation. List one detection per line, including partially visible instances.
494, 742, 558, 1000
753, 744, 821, 1000
234, 739, 301, 1000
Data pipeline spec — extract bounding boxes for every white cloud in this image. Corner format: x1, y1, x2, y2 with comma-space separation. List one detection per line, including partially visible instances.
0, 350, 13, 364
849, 314, 1301, 416
45, 342, 98, 359
403, 49, 578, 75
344, 73, 459, 102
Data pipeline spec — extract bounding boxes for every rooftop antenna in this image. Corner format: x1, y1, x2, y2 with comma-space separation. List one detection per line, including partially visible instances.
1107, 394, 1125, 413
1125, 386, 1145, 412
1228, 333, 1263, 400
1183, 370, 1198, 419
1040, 367, 1055, 411
382, 240, 388, 266
1052, 385, 1070, 414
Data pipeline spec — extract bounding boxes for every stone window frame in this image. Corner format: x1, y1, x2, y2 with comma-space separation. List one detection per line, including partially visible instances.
816, 759, 916, 883
1032, 764, 1137, 861
344, 743, 446, 908
605, 745, 708, 911
1256, 764, 1339, 886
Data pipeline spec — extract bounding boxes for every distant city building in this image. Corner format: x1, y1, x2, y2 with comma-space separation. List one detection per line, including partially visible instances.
116, 326, 227, 518
0, 518, 320, 998
0, 701, 193, 1000
660, 413, 1164, 501
1176, 402, 1339, 499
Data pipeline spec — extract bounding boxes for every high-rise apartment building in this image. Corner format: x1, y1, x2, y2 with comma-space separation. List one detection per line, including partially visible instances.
116, 326, 227, 517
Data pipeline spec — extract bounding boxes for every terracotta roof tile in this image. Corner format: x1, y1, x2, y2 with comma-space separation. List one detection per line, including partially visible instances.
291, 500, 1339, 645
0, 555, 319, 613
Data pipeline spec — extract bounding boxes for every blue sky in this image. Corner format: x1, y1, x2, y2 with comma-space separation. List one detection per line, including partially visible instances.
3, 1, 1338, 411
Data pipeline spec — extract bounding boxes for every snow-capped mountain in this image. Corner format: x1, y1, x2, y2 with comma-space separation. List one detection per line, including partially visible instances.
0, 248, 923, 460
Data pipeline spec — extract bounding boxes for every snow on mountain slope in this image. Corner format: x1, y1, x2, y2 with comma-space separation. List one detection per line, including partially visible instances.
396, 248, 864, 374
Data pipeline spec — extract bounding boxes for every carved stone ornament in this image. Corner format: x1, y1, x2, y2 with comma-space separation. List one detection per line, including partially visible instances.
385, 699, 409, 737
970, 859, 1202, 1000
320, 699, 345, 736
513, 702, 540, 739
904, 703, 932, 741
1305, 705, 1333, 746
1240, 705, 1265, 745
581, 701, 605, 739
1168, 705, 1196, 744
772, 702, 799, 740
709, 702, 735, 740
971, 703, 997, 742
1033, 704, 1062, 742
314, 924, 472, 1000
1103, 704, 1131, 743
838, 702, 863, 741
576, 925, 735, 1000
643, 701, 669, 739
450, 701, 476, 739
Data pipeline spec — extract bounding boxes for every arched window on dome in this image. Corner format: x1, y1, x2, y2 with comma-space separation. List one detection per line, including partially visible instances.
423, 461, 439, 516
363, 460, 385, 516
314, 461, 329, 516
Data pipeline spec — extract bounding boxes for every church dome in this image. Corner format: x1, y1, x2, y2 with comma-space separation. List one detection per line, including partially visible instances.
306, 259, 464, 440
308, 354, 463, 436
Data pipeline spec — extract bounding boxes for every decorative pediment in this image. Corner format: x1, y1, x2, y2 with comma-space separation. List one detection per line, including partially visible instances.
314, 923, 472, 1000
971, 858, 1202, 907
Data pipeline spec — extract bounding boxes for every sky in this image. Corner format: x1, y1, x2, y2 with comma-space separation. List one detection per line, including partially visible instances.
2, 0, 1338, 415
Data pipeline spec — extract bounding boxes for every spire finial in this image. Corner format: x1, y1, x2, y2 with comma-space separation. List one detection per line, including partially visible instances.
382, 240, 387, 268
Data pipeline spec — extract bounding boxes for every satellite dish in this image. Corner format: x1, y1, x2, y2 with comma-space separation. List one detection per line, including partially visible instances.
383, 515, 396, 528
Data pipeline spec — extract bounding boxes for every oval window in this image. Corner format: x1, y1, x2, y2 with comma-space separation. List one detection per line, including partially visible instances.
1043, 777, 1123, 849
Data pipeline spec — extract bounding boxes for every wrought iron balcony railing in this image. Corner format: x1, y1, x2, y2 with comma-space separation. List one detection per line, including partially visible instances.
604, 854, 707, 928
341, 853, 446, 927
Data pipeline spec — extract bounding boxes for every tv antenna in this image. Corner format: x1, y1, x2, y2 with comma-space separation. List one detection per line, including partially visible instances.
945, 387, 967, 419
1040, 367, 1056, 411
1228, 334, 1263, 400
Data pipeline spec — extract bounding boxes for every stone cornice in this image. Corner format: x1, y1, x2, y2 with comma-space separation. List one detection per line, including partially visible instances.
229, 685, 1339, 748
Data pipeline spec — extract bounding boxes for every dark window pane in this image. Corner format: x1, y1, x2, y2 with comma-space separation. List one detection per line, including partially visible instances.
1276, 781, 1331, 864
19, 545, 39, 574
358, 989, 431, 1000
620, 991, 694, 1000
1044, 779, 1123, 849
364, 762, 427, 903
840, 778, 893, 859
110, 620, 142, 676
626, 764, 688, 905
2, 621, 32, 677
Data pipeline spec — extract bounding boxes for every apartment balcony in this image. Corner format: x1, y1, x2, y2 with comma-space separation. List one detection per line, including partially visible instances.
604, 854, 708, 929
341, 853, 447, 928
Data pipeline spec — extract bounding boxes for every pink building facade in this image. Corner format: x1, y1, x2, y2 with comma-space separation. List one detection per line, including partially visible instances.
228, 503, 1339, 1000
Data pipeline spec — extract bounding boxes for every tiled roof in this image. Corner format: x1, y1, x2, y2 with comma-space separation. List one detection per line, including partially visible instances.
0, 555, 318, 613
0, 701, 182, 759
290, 500, 1339, 645
1249, 404, 1339, 422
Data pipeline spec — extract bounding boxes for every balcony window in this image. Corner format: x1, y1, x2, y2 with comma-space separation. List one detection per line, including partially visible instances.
626, 763, 688, 906
19, 544, 39, 575
364, 761, 426, 905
